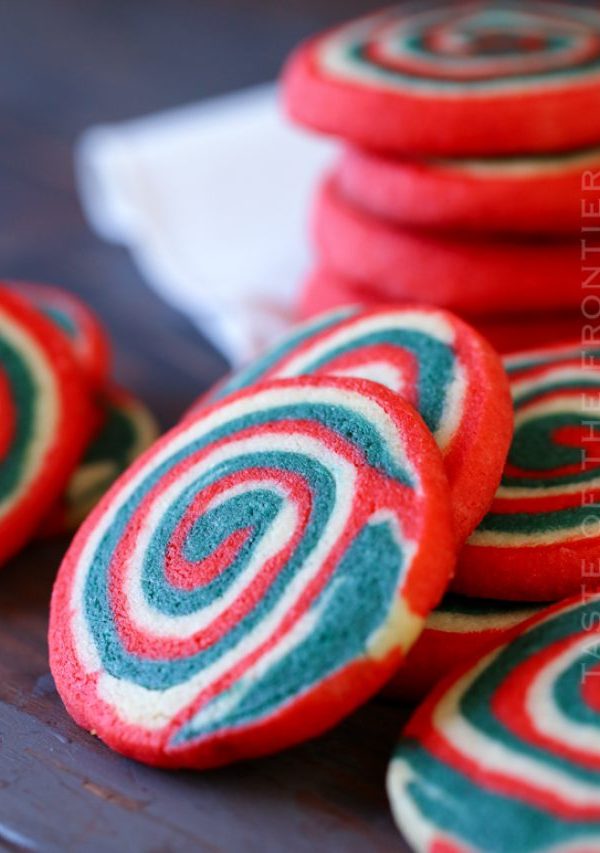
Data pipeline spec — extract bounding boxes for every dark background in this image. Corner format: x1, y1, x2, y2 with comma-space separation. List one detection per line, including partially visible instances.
0, 2, 410, 851
1, 0, 383, 427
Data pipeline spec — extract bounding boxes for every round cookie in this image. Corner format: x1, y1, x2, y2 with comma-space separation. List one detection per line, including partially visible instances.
41, 386, 159, 535
314, 177, 580, 316
284, 2, 600, 156
189, 305, 512, 543
0, 286, 95, 566
455, 341, 600, 601
297, 269, 581, 354
12, 281, 111, 388
387, 594, 600, 852
49, 375, 455, 769
338, 144, 600, 235
386, 595, 544, 702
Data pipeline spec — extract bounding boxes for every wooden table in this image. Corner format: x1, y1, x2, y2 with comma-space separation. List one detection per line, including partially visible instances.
0, 2, 411, 850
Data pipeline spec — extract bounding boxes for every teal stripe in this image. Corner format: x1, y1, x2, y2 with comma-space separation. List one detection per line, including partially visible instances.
83, 400, 413, 694
502, 412, 600, 489
505, 348, 600, 376
460, 602, 600, 785
212, 324, 455, 435
392, 601, 600, 851
394, 743, 600, 852
42, 306, 77, 339
0, 338, 37, 501
174, 518, 406, 743
210, 308, 356, 401
477, 502, 598, 535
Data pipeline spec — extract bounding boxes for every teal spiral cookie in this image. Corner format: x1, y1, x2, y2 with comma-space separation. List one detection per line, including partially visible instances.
189, 306, 512, 543
49, 376, 454, 768
284, 2, 600, 154
456, 341, 600, 600
387, 593, 600, 852
41, 386, 159, 535
0, 286, 95, 566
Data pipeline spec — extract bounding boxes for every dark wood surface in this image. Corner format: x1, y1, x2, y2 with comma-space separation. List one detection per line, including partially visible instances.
0, 2, 411, 851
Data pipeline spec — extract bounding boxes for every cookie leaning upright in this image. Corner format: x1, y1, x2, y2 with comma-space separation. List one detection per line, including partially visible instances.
387, 594, 600, 852
0, 286, 95, 565
455, 342, 600, 601
283, 2, 600, 156
188, 305, 513, 543
49, 375, 455, 769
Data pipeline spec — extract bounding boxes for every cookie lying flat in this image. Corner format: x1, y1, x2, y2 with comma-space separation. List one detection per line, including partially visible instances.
284, 2, 600, 155
0, 287, 95, 565
387, 594, 600, 852
338, 145, 600, 235
386, 595, 543, 702
49, 376, 454, 769
455, 342, 600, 601
191, 306, 512, 543
41, 386, 159, 535
314, 177, 579, 316
13, 281, 111, 388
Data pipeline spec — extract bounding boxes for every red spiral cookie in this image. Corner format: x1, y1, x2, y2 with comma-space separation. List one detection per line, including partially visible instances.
386, 595, 544, 702
12, 281, 111, 388
284, 2, 600, 155
314, 177, 579, 316
455, 342, 600, 601
387, 594, 600, 852
338, 145, 599, 235
0, 287, 95, 565
49, 376, 455, 769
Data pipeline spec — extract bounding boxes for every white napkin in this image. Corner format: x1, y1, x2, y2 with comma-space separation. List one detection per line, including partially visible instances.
76, 84, 336, 366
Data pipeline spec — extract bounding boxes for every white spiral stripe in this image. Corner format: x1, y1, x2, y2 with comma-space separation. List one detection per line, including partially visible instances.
526, 635, 600, 757
432, 649, 600, 809
122, 432, 356, 638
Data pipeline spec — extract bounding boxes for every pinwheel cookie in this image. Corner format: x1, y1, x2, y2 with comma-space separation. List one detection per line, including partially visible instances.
284, 2, 600, 155
49, 376, 455, 768
187, 306, 512, 542
456, 342, 600, 601
0, 286, 95, 565
387, 593, 600, 852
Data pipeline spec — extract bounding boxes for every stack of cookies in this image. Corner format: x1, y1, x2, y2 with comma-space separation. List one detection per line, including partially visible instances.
0, 281, 158, 563
282, 1, 597, 352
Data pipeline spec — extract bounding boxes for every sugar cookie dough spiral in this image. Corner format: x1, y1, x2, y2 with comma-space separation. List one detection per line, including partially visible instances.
319, 2, 600, 94
0, 287, 94, 564
387, 594, 600, 852
50, 376, 454, 768
472, 344, 600, 548
456, 342, 600, 600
